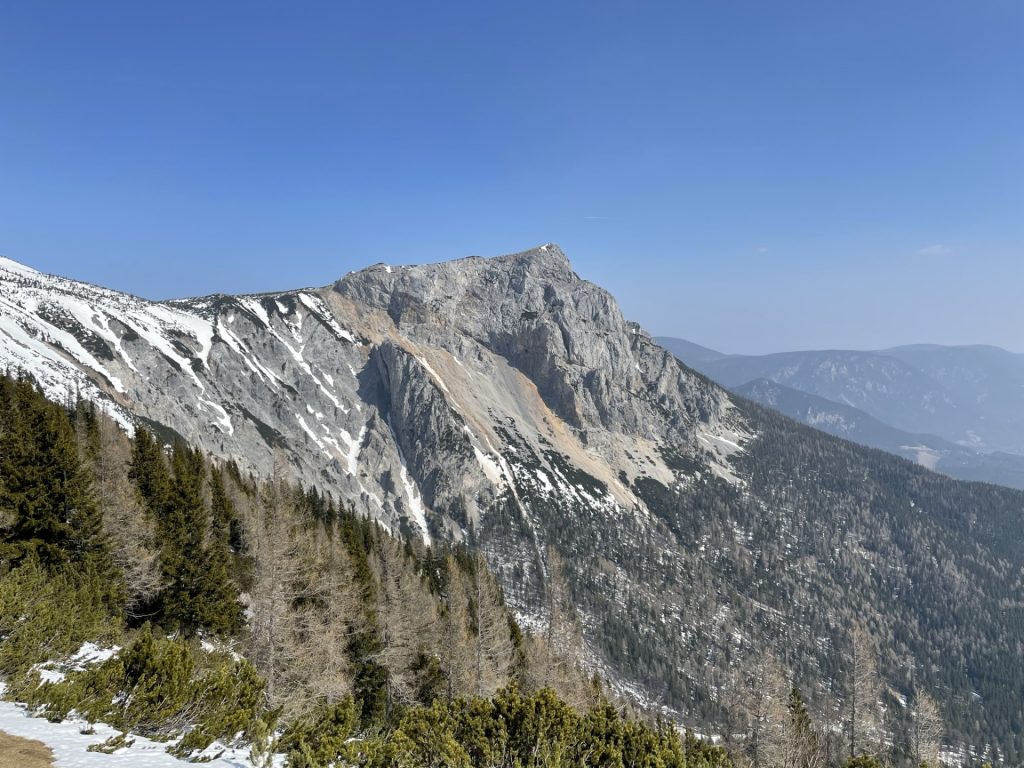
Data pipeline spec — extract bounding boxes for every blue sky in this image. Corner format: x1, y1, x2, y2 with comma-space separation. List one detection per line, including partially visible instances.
1, 1, 1021, 353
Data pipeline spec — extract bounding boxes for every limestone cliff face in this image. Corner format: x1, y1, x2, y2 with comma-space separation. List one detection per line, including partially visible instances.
6, 248, 1024, 755
0, 244, 748, 701
335, 245, 724, 443
0, 243, 747, 540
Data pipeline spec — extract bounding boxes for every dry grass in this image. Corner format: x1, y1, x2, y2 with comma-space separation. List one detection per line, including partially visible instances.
0, 730, 53, 768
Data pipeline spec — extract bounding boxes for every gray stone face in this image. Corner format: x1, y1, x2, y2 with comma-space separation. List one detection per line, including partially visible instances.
0, 246, 742, 538
0, 245, 746, 702
7, 249, 1024, 754
335, 245, 727, 446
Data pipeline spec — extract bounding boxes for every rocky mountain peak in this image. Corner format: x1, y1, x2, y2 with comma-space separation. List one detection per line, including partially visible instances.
6, 250, 1024, 757
331, 245, 729, 445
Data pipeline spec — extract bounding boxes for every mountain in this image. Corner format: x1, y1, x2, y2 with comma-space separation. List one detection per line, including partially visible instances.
655, 336, 731, 365
662, 340, 1024, 456
733, 378, 1024, 489
0, 248, 734, 547
676, 347, 974, 438
880, 344, 1024, 454
3, 249, 1024, 761
658, 336, 1024, 489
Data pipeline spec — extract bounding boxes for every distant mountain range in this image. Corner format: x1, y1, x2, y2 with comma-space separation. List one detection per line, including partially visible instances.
658, 337, 1024, 489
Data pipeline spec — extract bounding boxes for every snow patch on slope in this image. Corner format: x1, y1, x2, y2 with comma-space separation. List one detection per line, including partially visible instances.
0, 688, 276, 767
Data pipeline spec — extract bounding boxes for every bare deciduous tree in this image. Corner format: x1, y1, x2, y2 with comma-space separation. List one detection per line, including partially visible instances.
438, 554, 475, 699
471, 551, 513, 698
90, 418, 161, 615
730, 656, 790, 768
246, 463, 306, 710
372, 532, 436, 709
522, 548, 593, 709
246, 458, 358, 717
912, 691, 944, 767
848, 625, 882, 759
289, 528, 361, 708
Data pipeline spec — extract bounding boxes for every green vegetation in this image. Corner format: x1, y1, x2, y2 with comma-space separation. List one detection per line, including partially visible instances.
0, 373, 738, 766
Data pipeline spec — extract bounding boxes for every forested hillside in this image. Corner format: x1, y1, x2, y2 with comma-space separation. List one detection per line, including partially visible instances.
0, 372, 740, 767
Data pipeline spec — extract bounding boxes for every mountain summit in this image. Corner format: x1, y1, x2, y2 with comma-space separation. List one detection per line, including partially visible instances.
0, 245, 738, 543
2, 248, 1023, 758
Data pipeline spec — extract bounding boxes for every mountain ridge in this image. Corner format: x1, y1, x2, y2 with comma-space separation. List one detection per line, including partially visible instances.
3, 249, 1024, 761
658, 335, 1024, 456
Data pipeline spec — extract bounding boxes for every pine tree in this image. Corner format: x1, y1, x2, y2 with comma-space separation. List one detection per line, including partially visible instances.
145, 442, 242, 636
202, 466, 244, 634
128, 427, 172, 520
0, 376, 119, 603
157, 442, 210, 634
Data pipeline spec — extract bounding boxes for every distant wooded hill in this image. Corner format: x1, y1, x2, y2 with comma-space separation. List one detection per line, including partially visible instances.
658, 336, 1024, 489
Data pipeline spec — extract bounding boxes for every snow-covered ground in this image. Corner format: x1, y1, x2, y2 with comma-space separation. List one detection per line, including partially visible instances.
0, 684, 278, 768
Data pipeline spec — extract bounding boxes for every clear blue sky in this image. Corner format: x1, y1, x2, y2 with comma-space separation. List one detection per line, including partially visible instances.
1, 1, 1021, 353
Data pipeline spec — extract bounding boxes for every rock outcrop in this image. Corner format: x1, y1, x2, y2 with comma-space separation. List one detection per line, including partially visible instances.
7, 246, 1023, 760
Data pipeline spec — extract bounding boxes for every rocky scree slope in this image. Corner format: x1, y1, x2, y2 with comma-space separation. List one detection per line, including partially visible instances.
0, 245, 741, 582
2, 249, 1024, 759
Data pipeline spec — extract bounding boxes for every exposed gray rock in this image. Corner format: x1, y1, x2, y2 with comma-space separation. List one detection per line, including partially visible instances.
5, 249, 1024, 758
0, 245, 747, 711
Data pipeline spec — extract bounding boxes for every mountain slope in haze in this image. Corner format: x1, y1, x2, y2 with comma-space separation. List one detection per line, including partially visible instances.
655, 336, 731, 365
880, 344, 1024, 454
734, 378, 1024, 489
662, 338, 1024, 455
657, 336, 1024, 489
684, 348, 972, 438
3, 250, 1024, 761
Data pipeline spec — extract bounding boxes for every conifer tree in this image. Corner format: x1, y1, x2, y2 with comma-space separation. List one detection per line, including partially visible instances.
0, 376, 119, 602
335, 503, 388, 725
143, 442, 242, 636
786, 686, 824, 768
157, 442, 210, 634
128, 427, 172, 519
202, 466, 244, 634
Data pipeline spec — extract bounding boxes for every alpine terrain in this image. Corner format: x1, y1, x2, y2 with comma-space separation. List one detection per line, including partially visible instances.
2, 247, 1024, 764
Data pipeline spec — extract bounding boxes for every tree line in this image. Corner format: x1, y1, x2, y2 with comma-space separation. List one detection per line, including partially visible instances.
0, 372, 736, 766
